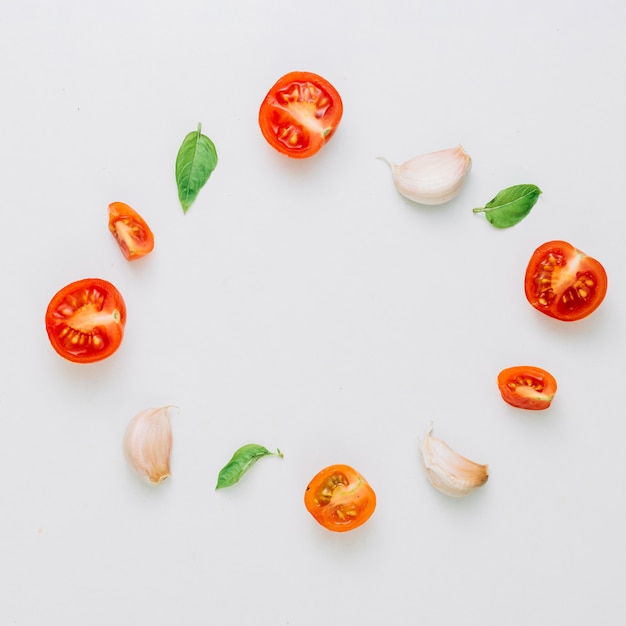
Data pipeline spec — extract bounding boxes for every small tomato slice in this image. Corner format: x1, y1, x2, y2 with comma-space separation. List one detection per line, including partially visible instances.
304, 464, 376, 532
45, 278, 127, 363
524, 240, 607, 321
108, 201, 154, 261
497, 366, 557, 410
258, 71, 343, 158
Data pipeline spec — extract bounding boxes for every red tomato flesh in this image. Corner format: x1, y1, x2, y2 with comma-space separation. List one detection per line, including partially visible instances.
304, 464, 376, 532
497, 366, 557, 410
108, 201, 154, 261
524, 240, 607, 321
258, 71, 343, 158
45, 278, 127, 363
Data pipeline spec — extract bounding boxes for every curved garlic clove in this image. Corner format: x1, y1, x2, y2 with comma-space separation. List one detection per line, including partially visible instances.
420, 426, 488, 497
380, 145, 471, 205
123, 406, 174, 485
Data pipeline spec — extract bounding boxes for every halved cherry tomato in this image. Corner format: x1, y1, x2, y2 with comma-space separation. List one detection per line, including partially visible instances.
524, 240, 607, 322
258, 71, 343, 158
45, 278, 127, 363
304, 464, 376, 532
108, 201, 154, 261
497, 366, 557, 410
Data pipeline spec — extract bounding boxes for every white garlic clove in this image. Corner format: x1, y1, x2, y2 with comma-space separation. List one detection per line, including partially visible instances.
420, 426, 488, 497
380, 145, 471, 205
123, 406, 174, 485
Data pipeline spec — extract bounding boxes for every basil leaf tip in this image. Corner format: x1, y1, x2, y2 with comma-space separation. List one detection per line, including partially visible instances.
473, 183, 542, 228
175, 122, 218, 214
215, 443, 284, 490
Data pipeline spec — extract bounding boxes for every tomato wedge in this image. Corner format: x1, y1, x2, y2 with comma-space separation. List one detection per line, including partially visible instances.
45, 278, 127, 363
304, 464, 376, 532
258, 71, 343, 158
497, 366, 557, 410
108, 201, 154, 261
524, 240, 607, 321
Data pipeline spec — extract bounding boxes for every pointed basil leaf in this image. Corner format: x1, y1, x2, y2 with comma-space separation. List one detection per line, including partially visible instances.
215, 443, 283, 490
473, 184, 542, 228
175, 123, 218, 214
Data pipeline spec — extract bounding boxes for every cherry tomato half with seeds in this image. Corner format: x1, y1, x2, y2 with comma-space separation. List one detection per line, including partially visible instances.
45, 278, 127, 363
524, 240, 607, 322
497, 366, 557, 410
108, 201, 154, 261
304, 464, 376, 532
258, 71, 343, 159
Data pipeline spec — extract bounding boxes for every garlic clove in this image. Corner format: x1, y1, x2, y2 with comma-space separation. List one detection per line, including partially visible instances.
420, 426, 488, 497
123, 406, 174, 485
380, 145, 471, 205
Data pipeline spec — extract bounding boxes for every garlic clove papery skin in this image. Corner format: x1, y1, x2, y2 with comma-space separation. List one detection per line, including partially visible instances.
420, 426, 488, 497
123, 406, 174, 485
381, 145, 471, 205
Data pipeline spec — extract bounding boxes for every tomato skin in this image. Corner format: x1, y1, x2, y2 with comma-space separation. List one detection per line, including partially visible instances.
45, 278, 127, 363
258, 71, 343, 158
304, 464, 376, 532
524, 240, 607, 322
497, 366, 557, 410
108, 201, 154, 261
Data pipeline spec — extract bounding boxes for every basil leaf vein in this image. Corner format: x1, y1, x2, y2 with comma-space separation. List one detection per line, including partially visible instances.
473, 184, 542, 228
175, 123, 218, 213
216, 443, 283, 490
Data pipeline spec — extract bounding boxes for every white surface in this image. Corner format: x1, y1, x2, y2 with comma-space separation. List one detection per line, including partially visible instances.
1, 1, 625, 624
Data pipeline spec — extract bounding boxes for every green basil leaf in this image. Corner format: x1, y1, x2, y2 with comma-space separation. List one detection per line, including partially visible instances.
472, 184, 542, 228
175, 123, 218, 213
215, 443, 283, 490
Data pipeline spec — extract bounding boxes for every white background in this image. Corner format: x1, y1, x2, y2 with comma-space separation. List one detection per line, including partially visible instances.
1, 1, 625, 624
